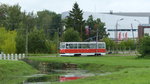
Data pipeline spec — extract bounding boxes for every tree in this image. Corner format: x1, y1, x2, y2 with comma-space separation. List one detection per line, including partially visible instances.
6, 4, 22, 30
28, 28, 47, 53
86, 15, 95, 30
36, 10, 62, 39
85, 15, 108, 41
0, 27, 16, 53
62, 28, 81, 42
0, 4, 8, 27
66, 2, 84, 37
15, 28, 26, 53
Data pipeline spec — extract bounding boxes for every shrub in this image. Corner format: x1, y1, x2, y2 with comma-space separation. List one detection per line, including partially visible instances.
138, 36, 150, 57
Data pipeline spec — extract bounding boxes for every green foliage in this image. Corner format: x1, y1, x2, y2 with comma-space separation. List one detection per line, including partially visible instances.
119, 39, 135, 50
0, 4, 22, 30
0, 4, 8, 27
66, 2, 84, 36
15, 29, 26, 53
0, 4, 63, 54
28, 28, 47, 53
36, 10, 61, 39
7, 4, 22, 30
102, 38, 115, 49
45, 32, 59, 54
0, 27, 16, 53
138, 36, 150, 57
62, 28, 81, 42
45, 40, 57, 54
85, 15, 108, 41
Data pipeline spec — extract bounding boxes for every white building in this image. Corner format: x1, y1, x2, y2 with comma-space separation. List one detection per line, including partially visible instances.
61, 12, 149, 40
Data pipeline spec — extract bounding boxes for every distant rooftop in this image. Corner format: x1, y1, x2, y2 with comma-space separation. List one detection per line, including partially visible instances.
139, 24, 150, 26
103, 12, 150, 17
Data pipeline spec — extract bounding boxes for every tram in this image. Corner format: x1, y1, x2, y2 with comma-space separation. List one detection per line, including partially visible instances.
59, 42, 106, 56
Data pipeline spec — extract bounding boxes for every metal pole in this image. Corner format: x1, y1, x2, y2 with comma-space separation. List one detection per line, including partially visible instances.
56, 28, 59, 57
131, 23, 136, 52
131, 24, 135, 40
25, 25, 28, 56
115, 18, 124, 53
96, 27, 98, 56
115, 22, 118, 53
149, 16, 150, 24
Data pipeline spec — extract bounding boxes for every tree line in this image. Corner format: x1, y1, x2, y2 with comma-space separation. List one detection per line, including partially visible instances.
0, 2, 137, 54
0, 2, 110, 54
0, 4, 61, 54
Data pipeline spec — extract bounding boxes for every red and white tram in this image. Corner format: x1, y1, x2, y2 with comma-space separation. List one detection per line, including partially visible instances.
59, 42, 106, 56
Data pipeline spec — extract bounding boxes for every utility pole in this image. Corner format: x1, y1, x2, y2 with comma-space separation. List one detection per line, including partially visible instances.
56, 28, 59, 57
115, 18, 124, 53
96, 27, 98, 55
25, 25, 28, 56
94, 24, 99, 55
131, 24, 135, 41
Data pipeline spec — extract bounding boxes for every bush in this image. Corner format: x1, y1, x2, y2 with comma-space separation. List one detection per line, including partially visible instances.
138, 36, 150, 57
45, 40, 57, 54
119, 39, 135, 50
102, 38, 115, 49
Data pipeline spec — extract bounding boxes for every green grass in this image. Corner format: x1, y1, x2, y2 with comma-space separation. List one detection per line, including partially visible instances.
54, 68, 150, 84
28, 56, 150, 84
28, 53, 58, 56
0, 60, 38, 84
28, 56, 150, 67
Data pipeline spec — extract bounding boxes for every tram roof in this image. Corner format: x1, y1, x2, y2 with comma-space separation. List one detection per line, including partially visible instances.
60, 42, 105, 44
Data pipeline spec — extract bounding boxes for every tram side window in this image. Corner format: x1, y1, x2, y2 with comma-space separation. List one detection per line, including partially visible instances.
98, 44, 105, 48
89, 44, 96, 49
66, 44, 77, 49
78, 44, 89, 49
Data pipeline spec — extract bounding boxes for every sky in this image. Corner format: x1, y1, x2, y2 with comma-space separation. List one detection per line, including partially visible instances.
1, 0, 150, 14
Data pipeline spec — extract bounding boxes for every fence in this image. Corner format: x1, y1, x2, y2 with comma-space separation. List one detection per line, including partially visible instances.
0, 53, 26, 60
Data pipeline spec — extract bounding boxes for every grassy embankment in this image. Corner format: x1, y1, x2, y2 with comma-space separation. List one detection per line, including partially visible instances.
28, 56, 150, 84
0, 60, 38, 84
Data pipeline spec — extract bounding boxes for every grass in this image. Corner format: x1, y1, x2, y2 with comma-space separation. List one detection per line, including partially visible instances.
27, 56, 150, 84
28, 53, 58, 57
0, 60, 38, 84
54, 68, 150, 84
28, 56, 150, 67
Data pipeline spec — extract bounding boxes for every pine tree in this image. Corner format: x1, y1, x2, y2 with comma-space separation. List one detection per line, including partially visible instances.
66, 2, 84, 35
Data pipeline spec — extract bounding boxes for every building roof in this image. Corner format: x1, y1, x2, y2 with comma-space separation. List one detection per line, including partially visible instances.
103, 12, 150, 17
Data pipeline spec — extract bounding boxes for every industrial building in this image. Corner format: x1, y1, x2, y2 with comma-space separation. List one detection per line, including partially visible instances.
62, 12, 150, 40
